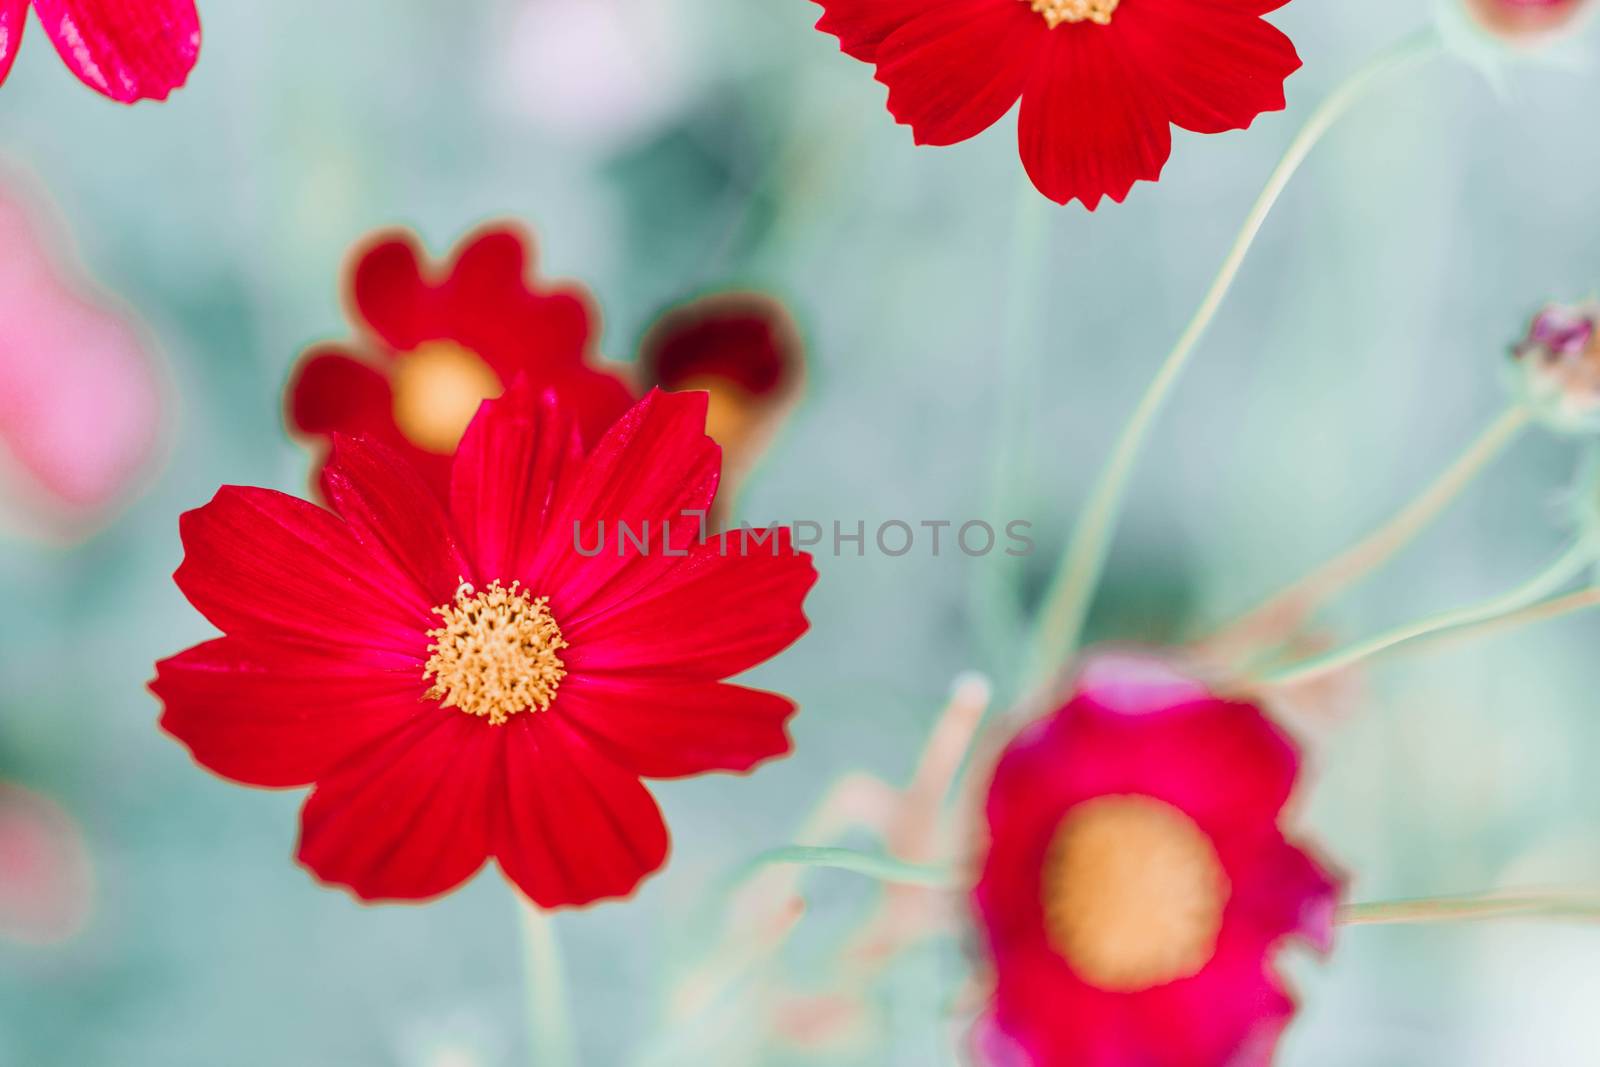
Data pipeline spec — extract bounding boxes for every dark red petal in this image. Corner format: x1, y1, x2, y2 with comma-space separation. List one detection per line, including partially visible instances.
563, 527, 816, 680
321, 435, 472, 605
152, 637, 422, 788
0, 0, 27, 88
495, 716, 669, 908
450, 383, 587, 585
297, 711, 497, 902
350, 234, 431, 350
812, 0, 928, 62
557, 676, 795, 779
1017, 25, 1173, 208
527, 390, 721, 617
31, 0, 199, 103
174, 486, 431, 660
1119, 0, 1300, 135
552, 364, 637, 447
286, 348, 396, 437
876, 0, 1042, 147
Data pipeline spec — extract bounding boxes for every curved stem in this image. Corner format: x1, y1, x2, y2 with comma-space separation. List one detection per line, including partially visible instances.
519, 900, 577, 1067
733, 846, 953, 888
1341, 891, 1600, 926
1257, 539, 1596, 689
1200, 405, 1529, 662
1024, 28, 1443, 686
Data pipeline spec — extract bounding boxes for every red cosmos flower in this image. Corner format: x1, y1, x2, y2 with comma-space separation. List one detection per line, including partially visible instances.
151, 385, 816, 906
0, 0, 199, 103
638, 292, 804, 489
812, 0, 1302, 208
287, 225, 635, 498
973, 652, 1340, 1066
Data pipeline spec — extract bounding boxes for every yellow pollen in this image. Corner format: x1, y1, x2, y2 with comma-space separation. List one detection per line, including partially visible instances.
391, 341, 503, 454
423, 580, 567, 725
1039, 794, 1229, 992
1027, 0, 1120, 27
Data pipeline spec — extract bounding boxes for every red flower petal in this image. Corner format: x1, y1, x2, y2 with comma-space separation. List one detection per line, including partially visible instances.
876, 0, 1042, 147
812, 0, 930, 62
286, 348, 395, 438
1017, 24, 1174, 208
297, 712, 498, 902
350, 234, 430, 350
174, 486, 431, 660
153, 637, 422, 788
550, 363, 637, 447
31, 0, 199, 103
1117, 0, 1299, 135
443, 225, 596, 375
525, 389, 721, 616
450, 383, 587, 586
495, 716, 669, 907
563, 526, 816, 680
1136, 926, 1296, 1067
321, 435, 472, 605
558, 676, 796, 779
0, 0, 26, 89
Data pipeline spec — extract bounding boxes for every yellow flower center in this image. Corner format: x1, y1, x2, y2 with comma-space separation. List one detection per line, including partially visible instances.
391, 342, 503, 454
1039, 794, 1229, 992
423, 581, 567, 725
1027, 0, 1120, 27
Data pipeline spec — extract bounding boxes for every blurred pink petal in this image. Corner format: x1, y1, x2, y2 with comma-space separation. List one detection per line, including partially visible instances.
0, 184, 163, 535
0, 782, 92, 944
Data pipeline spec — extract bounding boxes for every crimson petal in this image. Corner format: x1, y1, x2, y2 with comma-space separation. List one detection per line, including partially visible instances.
812, 0, 926, 62
286, 348, 395, 438
32, 0, 199, 103
297, 711, 498, 902
495, 716, 669, 907
153, 637, 422, 788
0, 0, 26, 88
350, 234, 431, 350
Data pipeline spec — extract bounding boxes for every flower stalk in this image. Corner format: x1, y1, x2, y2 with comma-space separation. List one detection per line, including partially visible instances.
1341, 890, 1600, 926
520, 900, 578, 1067
1025, 28, 1445, 686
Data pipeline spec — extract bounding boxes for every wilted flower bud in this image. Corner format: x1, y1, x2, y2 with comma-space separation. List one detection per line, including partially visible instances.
1509, 302, 1600, 431
1463, 0, 1593, 40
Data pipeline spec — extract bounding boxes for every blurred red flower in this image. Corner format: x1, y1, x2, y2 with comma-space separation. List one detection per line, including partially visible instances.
812, 0, 1301, 208
973, 652, 1339, 1066
153, 385, 816, 907
287, 225, 635, 498
0, 184, 163, 538
638, 292, 804, 499
0, 0, 199, 103
1465, 0, 1593, 38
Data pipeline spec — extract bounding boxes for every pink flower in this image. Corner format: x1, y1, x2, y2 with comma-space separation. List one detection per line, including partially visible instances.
973, 652, 1341, 1067
0, 184, 163, 537
0, 783, 92, 945
0, 0, 200, 103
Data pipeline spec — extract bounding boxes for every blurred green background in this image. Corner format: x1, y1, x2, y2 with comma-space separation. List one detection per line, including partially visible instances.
3, 0, 1600, 1063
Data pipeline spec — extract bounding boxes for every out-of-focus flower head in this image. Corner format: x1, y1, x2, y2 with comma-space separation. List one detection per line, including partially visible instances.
0, 182, 164, 540
972, 651, 1340, 1066
287, 224, 635, 499
811, 0, 1302, 208
637, 292, 804, 513
1463, 0, 1594, 40
154, 385, 816, 907
0, 782, 92, 945
494, 0, 697, 152
0, 0, 199, 103
1508, 301, 1600, 433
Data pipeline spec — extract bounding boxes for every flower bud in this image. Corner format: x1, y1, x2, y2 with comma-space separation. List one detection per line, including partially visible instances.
1509, 302, 1600, 432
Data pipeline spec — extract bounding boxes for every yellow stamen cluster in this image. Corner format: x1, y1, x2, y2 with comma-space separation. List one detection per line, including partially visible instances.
391, 341, 503, 454
1028, 0, 1120, 27
1040, 794, 1230, 992
423, 580, 567, 725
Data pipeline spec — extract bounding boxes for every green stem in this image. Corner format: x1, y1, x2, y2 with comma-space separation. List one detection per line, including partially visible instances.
734, 846, 953, 888
1341, 891, 1600, 925
1200, 405, 1529, 660
519, 899, 577, 1067
1024, 28, 1443, 686
1258, 539, 1596, 689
